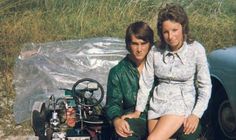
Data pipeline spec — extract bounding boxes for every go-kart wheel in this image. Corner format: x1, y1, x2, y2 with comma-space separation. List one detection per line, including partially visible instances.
31, 101, 47, 139
72, 78, 104, 107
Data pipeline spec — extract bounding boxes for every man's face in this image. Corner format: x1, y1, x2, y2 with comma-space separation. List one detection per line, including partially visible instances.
129, 35, 151, 64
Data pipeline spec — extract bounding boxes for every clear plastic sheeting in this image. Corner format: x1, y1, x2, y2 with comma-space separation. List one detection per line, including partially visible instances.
13, 37, 127, 124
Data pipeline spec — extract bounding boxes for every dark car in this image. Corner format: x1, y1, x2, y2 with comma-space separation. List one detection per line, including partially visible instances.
203, 46, 236, 140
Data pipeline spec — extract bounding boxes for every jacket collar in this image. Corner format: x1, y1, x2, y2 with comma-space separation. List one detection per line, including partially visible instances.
124, 54, 138, 69
163, 41, 188, 64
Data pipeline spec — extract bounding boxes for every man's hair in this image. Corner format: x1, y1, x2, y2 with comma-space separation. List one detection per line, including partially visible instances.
157, 3, 194, 46
125, 21, 154, 52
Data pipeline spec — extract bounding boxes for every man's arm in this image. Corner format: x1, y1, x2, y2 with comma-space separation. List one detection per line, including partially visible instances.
105, 69, 134, 137
105, 69, 123, 121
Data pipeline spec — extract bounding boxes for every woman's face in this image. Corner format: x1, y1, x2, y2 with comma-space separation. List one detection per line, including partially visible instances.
162, 20, 184, 51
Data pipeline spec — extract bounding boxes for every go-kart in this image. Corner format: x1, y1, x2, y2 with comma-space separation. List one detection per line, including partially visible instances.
31, 78, 110, 140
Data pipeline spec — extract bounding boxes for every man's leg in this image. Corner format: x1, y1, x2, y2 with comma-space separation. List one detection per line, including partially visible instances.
176, 123, 202, 140
117, 118, 148, 140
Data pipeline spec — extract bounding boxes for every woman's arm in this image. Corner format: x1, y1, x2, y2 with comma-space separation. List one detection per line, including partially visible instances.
135, 47, 155, 112
192, 43, 212, 118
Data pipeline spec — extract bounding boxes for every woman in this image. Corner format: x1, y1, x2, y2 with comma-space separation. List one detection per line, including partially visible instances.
123, 4, 212, 140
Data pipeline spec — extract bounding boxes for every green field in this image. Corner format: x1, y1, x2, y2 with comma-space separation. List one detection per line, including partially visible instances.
0, 0, 236, 136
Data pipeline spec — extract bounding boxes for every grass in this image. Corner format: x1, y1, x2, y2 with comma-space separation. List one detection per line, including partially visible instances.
0, 0, 236, 136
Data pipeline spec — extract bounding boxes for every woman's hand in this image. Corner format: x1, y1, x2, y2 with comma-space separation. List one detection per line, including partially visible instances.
121, 111, 141, 120
183, 114, 200, 135
113, 117, 133, 137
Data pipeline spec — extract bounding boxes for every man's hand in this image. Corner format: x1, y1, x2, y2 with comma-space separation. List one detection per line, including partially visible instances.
183, 114, 199, 135
113, 117, 133, 137
121, 111, 141, 120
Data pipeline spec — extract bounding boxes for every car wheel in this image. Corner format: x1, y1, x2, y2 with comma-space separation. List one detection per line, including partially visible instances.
201, 80, 236, 140
218, 99, 236, 139
205, 84, 236, 140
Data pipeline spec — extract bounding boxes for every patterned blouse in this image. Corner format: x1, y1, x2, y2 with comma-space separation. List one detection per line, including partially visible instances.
135, 41, 212, 119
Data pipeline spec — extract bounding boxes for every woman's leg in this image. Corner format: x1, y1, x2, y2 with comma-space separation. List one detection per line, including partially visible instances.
147, 115, 185, 140
148, 119, 158, 134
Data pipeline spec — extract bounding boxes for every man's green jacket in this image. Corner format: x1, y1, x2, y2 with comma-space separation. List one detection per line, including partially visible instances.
105, 55, 148, 121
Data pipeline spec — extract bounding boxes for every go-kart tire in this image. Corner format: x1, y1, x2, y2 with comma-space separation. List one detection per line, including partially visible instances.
31, 101, 47, 139
32, 110, 47, 140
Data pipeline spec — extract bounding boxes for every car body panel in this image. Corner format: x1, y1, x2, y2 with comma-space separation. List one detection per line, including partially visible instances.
207, 46, 236, 117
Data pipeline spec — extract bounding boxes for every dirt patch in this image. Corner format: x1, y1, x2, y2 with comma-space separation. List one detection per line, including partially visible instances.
0, 71, 34, 138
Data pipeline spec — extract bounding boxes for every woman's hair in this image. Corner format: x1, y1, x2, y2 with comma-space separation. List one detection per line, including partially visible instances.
125, 21, 154, 52
157, 3, 194, 46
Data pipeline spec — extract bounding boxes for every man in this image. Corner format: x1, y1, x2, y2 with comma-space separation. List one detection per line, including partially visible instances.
105, 21, 153, 140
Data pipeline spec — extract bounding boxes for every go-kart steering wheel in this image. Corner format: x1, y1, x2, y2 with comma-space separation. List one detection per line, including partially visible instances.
72, 78, 104, 107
